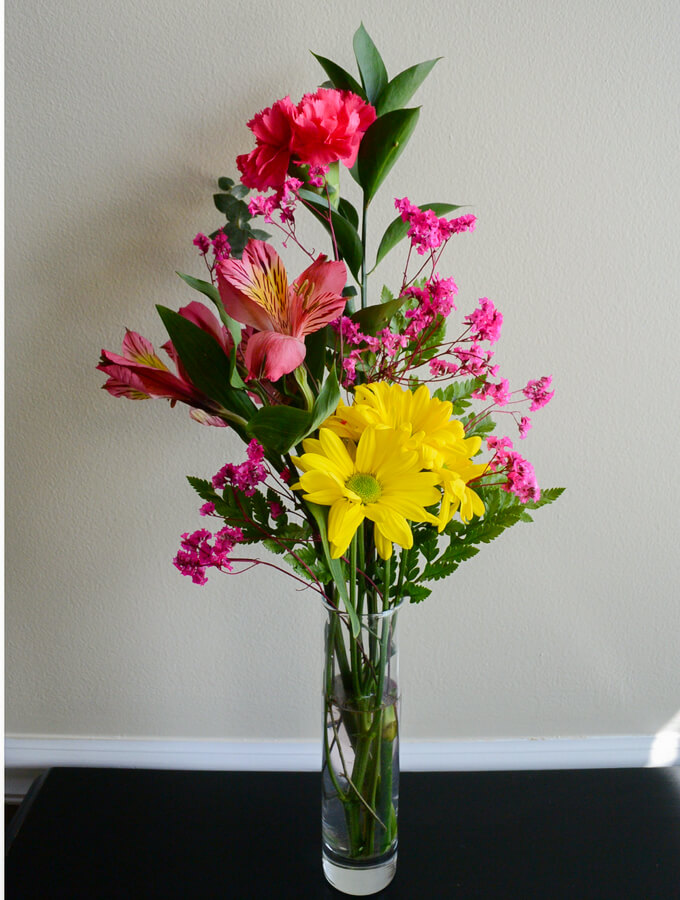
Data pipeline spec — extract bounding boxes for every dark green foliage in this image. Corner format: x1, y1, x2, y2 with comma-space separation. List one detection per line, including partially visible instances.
375, 58, 441, 115
211, 178, 270, 258
297, 189, 363, 281
354, 108, 421, 205
155, 306, 255, 428
396, 483, 564, 602
353, 23, 388, 104
175, 272, 245, 389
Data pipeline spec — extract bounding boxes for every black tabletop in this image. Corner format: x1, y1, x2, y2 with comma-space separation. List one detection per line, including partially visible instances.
5, 766, 680, 898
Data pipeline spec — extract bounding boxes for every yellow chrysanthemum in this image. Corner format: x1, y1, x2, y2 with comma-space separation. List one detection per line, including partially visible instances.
324, 382, 468, 469
435, 442, 488, 531
292, 426, 440, 560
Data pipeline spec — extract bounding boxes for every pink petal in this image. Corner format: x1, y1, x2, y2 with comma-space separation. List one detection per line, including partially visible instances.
216, 241, 287, 332
244, 331, 306, 382
189, 409, 229, 427
176, 301, 232, 354
120, 331, 168, 369
294, 255, 347, 298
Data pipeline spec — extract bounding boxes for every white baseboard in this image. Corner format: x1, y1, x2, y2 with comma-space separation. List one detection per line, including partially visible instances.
5, 733, 678, 801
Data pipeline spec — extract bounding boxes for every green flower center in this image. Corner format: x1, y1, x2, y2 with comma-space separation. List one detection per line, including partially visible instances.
346, 472, 382, 504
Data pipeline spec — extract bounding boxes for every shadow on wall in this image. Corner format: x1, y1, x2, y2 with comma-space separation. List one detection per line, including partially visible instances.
647, 709, 680, 767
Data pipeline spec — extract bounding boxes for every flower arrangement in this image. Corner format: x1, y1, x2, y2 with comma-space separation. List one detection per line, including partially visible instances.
98, 24, 562, 894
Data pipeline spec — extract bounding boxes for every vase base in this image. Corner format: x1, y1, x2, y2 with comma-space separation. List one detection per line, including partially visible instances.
322, 850, 397, 896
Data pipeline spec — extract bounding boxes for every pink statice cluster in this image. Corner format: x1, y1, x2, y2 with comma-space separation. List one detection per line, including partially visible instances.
269, 500, 285, 519
193, 228, 231, 263
487, 436, 540, 502
331, 315, 409, 386
212, 440, 267, 497
473, 378, 511, 406
248, 177, 302, 225
307, 165, 329, 187
403, 275, 458, 336
522, 375, 554, 411
173, 525, 244, 585
237, 89, 376, 192
451, 342, 498, 378
395, 198, 476, 255
465, 297, 502, 343
429, 358, 459, 377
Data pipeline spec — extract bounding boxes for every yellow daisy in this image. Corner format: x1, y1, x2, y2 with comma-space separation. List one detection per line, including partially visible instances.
435, 442, 488, 531
324, 382, 469, 469
292, 426, 441, 560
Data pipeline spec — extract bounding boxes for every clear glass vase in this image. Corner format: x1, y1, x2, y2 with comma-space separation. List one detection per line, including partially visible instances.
321, 599, 401, 896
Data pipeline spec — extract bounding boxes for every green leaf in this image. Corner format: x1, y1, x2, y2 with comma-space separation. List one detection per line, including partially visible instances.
246, 406, 312, 455
380, 285, 395, 304
350, 295, 408, 335
217, 177, 234, 191
423, 544, 480, 581
175, 271, 220, 304
308, 367, 340, 433
373, 203, 461, 269
186, 476, 215, 501
406, 315, 447, 367
403, 582, 432, 604
230, 183, 249, 199
356, 108, 420, 205
353, 23, 388, 104
305, 327, 328, 385
175, 272, 245, 390
245, 369, 339, 454
298, 189, 363, 281
523, 487, 566, 509
306, 501, 360, 637
155, 305, 255, 423
338, 198, 359, 231
375, 58, 441, 115
283, 544, 331, 584
311, 53, 365, 97
249, 228, 272, 241
214, 193, 250, 225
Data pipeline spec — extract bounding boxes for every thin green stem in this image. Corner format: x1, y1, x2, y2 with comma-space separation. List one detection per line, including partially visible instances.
395, 547, 409, 603
294, 365, 315, 411
361, 199, 368, 309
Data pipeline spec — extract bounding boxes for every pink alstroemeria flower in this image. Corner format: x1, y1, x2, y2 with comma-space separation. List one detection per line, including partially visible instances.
216, 240, 347, 382
98, 301, 230, 426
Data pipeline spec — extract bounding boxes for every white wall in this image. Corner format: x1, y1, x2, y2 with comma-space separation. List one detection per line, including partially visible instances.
6, 0, 680, 749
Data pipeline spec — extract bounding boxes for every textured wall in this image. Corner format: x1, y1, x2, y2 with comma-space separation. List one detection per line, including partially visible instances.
6, 0, 680, 743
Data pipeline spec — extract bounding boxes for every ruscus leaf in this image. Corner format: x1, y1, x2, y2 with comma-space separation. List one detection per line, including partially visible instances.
353, 23, 388, 104
375, 58, 441, 116
311, 53, 365, 97
356, 108, 421, 205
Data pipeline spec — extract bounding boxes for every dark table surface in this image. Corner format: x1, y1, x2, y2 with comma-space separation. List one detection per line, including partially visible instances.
5, 766, 680, 898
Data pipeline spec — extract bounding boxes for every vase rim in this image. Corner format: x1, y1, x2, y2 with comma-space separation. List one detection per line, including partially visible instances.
321, 596, 405, 619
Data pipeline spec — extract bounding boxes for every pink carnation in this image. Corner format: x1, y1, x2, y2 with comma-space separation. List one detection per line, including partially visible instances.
291, 89, 376, 169
237, 90, 375, 192
237, 96, 298, 191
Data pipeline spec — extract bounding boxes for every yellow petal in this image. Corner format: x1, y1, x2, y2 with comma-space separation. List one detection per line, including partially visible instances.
328, 498, 365, 558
